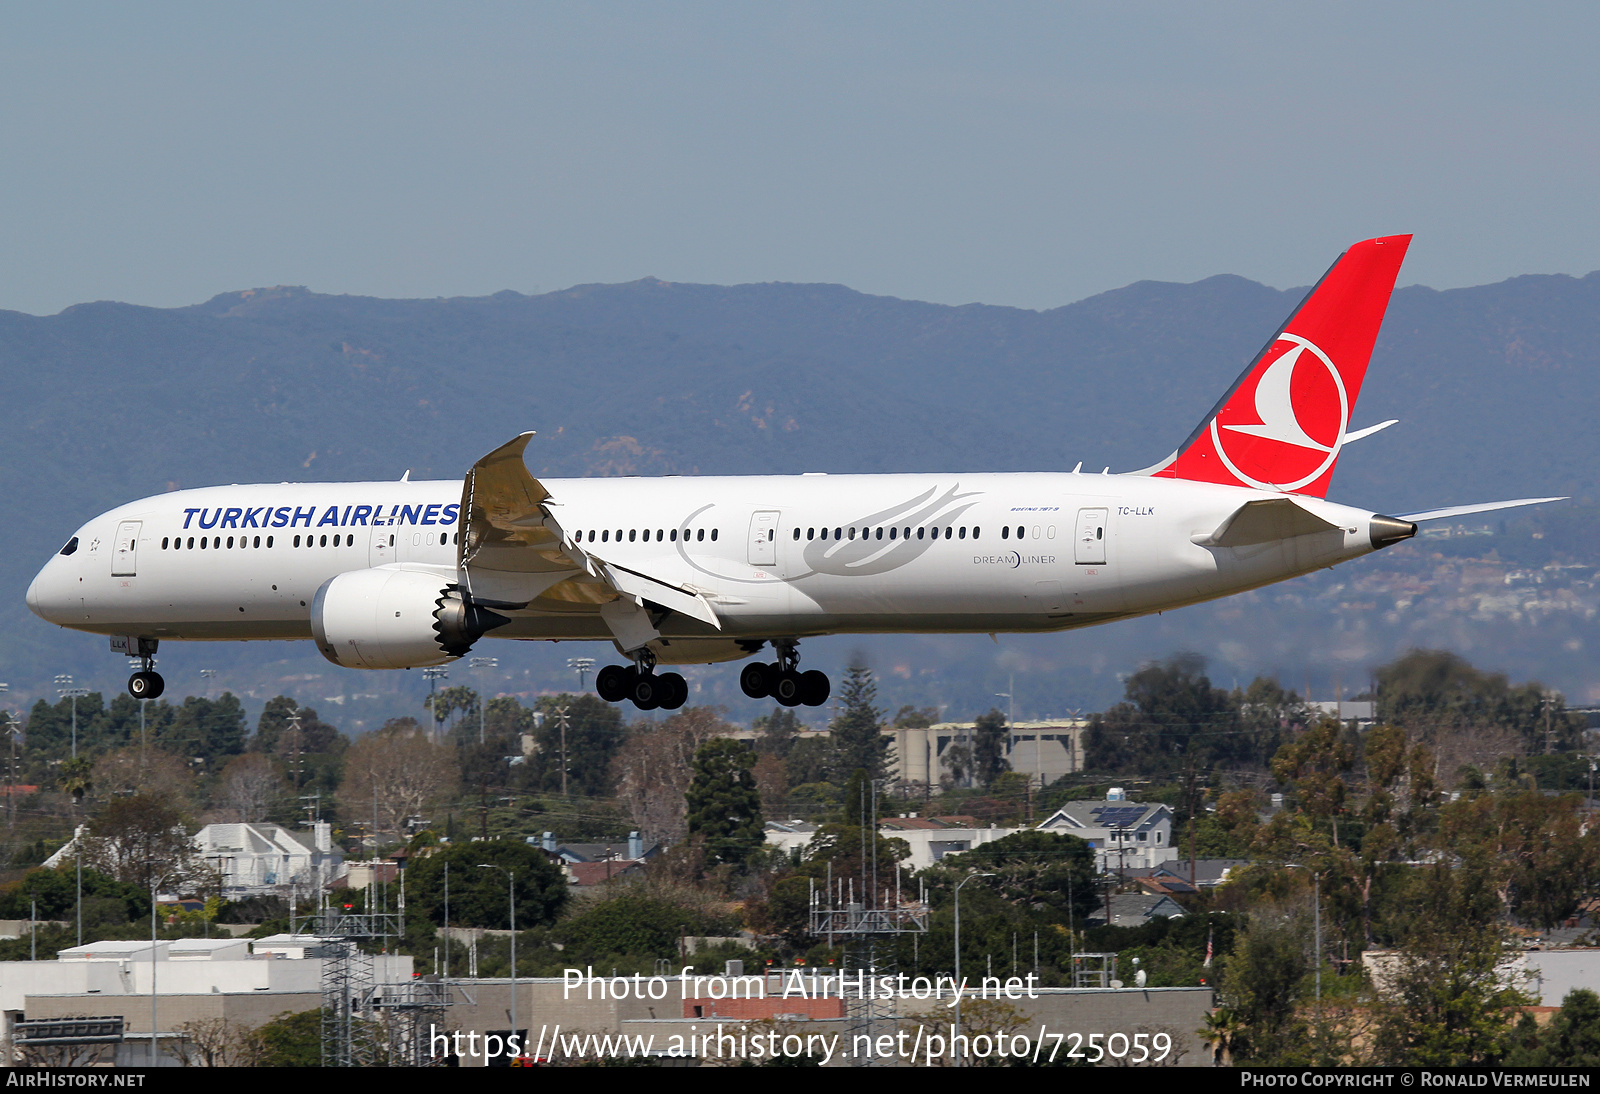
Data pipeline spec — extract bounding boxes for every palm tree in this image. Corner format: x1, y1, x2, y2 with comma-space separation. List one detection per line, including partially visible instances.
1200, 1006, 1244, 1066
58, 756, 93, 804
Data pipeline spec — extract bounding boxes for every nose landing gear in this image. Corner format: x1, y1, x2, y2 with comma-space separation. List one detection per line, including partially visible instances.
128, 669, 164, 700
116, 637, 165, 700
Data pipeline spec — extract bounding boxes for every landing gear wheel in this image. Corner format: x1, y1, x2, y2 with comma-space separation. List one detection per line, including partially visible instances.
127, 671, 164, 700
596, 664, 630, 703
739, 662, 771, 699
658, 672, 688, 710
800, 670, 830, 707
630, 673, 662, 711
128, 665, 164, 700
772, 668, 804, 707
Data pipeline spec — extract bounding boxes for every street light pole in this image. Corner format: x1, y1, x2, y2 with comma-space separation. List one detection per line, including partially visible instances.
423, 667, 449, 742
953, 871, 994, 1068
479, 864, 518, 1056
55, 676, 89, 759
5, 713, 21, 831
556, 707, 570, 796
1285, 863, 1322, 1005
567, 657, 595, 693
471, 657, 499, 745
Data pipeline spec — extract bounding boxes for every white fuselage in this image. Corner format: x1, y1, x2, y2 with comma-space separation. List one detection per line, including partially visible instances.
27, 471, 1385, 657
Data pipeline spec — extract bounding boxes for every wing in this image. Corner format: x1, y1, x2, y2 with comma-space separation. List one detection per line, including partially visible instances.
458, 433, 721, 630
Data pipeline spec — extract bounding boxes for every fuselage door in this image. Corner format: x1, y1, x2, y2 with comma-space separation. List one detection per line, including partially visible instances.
369, 522, 398, 567
112, 521, 141, 577
748, 511, 780, 567
1074, 508, 1108, 565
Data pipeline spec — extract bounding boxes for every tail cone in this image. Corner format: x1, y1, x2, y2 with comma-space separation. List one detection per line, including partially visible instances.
1370, 515, 1417, 550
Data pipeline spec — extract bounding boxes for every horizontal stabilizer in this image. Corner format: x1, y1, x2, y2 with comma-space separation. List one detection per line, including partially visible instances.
1193, 497, 1341, 548
1399, 497, 1567, 523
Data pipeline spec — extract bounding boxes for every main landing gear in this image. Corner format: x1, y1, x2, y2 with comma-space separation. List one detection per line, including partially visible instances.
594, 649, 688, 711
739, 645, 829, 708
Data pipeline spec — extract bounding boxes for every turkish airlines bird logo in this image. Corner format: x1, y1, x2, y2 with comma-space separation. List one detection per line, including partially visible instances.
1210, 333, 1348, 492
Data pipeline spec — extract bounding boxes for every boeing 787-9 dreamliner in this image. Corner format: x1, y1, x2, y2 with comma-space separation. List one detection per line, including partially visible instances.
26, 236, 1561, 710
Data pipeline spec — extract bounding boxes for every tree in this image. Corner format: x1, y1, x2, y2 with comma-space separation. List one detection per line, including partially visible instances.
0, 864, 151, 921
559, 895, 715, 958
963, 829, 1098, 924
685, 738, 765, 865
403, 840, 567, 930
752, 707, 802, 758
829, 665, 887, 782
971, 708, 1010, 787
25, 694, 112, 757
426, 685, 480, 734
219, 753, 284, 823
892, 705, 939, 729
1371, 865, 1530, 1066
613, 707, 732, 843
1270, 716, 1355, 837
1085, 654, 1245, 774
162, 694, 248, 765
1376, 649, 1584, 755
339, 719, 458, 847
85, 793, 194, 893
784, 736, 833, 788
255, 697, 346, 755
1438, 789, 1600, 928
91, 746, 194, 806
1509, 989, 1600, 1066
172, 1018, 267, 1067
1217, 899, 1312, 1064
1234, 677, 1309, 763
58, 756, 93, 805
256, 1009, 322, 1067
484, 695, 538, 739
531, 694, 625, 796
752, 753, 789, 818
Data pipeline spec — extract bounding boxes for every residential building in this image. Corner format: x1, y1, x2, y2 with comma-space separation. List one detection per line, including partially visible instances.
1037, 791, 1174, 872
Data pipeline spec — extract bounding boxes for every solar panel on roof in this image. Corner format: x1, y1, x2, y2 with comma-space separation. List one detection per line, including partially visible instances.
1091, 806, 1146, 828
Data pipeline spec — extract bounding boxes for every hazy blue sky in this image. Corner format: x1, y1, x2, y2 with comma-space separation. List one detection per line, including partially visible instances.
3, 4, 1597, 314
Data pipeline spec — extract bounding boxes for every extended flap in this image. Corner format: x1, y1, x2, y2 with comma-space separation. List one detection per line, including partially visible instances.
596, 558, 722, 630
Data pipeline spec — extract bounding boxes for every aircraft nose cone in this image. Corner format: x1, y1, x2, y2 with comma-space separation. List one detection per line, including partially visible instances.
26, 558, 70, 623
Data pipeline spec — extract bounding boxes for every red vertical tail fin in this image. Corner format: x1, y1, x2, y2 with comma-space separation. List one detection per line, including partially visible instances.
1157, 234, 1411, 497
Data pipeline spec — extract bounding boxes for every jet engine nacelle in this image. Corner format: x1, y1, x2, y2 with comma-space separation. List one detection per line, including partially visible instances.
311, 567, 508, 670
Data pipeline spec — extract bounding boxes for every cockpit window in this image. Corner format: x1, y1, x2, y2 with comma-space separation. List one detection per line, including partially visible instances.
59, 536, 78, 556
